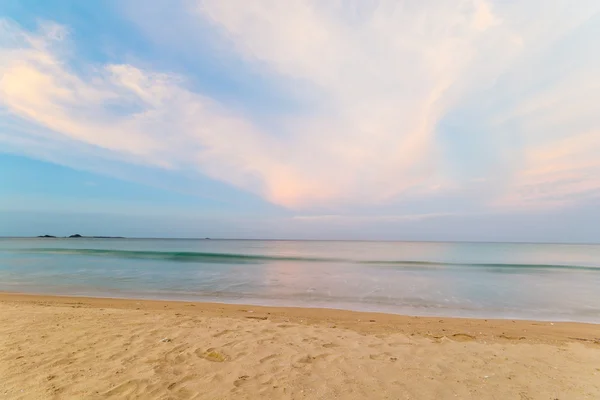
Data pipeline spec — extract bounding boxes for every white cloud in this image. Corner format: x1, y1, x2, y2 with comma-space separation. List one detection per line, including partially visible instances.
1, 0, 600, 212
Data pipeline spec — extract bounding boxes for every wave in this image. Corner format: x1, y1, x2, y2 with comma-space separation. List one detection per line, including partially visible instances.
17, 248, 336, 263
12, 248, 600, 271
363, 260, 600, 271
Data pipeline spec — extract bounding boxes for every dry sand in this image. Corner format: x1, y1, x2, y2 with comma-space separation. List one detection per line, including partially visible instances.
0, 293, 599, 399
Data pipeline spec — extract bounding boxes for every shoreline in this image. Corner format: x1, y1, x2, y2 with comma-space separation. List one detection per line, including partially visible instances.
1, 292, 598, 346
2, 289, 599, 324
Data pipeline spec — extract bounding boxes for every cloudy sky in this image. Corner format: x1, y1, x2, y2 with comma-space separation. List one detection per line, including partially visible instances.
1, 0, 599, 241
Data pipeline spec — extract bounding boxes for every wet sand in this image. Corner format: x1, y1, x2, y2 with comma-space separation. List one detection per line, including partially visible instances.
1, 293, 599, 399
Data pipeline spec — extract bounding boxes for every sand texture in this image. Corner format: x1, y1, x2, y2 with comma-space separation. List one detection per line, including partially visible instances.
1, 294, 599, 399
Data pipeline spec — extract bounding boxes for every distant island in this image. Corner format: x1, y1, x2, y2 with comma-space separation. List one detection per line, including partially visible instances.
37, 234, 125, 239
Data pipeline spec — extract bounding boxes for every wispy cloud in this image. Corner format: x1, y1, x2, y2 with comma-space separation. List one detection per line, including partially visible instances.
495, 132, 600, 209
292, 213, 457, 223
1, 0, 599, 213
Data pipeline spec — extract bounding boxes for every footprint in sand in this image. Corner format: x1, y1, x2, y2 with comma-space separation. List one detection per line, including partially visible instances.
103, 380, 143, 397
195, 348, 229, 362
212, 329, 232, 338
233, 375, 250, 387
369, 352, 393, 361
259, 354, 278, 363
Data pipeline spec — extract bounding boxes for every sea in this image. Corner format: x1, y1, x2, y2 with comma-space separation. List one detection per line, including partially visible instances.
1, 238, 599, 323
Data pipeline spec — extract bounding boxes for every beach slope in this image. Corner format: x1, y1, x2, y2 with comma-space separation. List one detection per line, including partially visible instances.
1, 294, 599, 399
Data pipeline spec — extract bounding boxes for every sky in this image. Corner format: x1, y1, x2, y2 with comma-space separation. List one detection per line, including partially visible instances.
0, 0, 599, 241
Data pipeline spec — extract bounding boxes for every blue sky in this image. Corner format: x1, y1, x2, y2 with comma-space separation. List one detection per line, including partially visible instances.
1, 0, 599, 241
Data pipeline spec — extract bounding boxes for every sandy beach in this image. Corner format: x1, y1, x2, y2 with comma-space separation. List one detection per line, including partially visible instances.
0, 293, 599, 399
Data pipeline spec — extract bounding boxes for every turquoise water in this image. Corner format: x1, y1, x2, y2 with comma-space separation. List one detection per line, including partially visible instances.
1, 238, 600, 322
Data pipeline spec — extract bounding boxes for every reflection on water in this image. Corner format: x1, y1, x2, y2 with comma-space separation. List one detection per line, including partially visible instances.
1, 238, 600, 322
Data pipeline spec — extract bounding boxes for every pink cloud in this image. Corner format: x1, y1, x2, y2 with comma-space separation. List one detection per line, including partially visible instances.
2, 0, 600, 212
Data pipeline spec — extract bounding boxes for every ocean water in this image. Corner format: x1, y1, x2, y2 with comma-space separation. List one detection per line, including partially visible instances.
1, 238, 600, 323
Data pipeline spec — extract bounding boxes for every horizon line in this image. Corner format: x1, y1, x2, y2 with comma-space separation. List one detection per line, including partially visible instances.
0, 236, 598, 246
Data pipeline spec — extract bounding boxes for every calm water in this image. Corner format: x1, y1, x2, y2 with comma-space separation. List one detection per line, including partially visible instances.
1, 238, 600, 322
